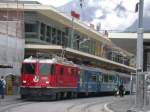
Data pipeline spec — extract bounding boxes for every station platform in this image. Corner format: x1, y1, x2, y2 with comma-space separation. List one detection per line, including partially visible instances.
0, 95, 20, 106
104, 95, 150, 112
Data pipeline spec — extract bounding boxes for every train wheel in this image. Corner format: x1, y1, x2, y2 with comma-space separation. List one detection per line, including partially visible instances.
73, 92, 77, 98
67, 92, 71, 99
71, 92, 77, 98
21, 95, 27, 99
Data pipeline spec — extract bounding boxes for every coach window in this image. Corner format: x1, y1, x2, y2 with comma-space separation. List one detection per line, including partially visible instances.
92, 75, 97, 82
60, 66, 64, 75
103, 74, 109, 82
108, 75, 113, 82
39, 63, 51, 75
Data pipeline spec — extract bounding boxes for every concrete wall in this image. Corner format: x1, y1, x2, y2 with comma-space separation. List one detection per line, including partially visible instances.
0, 20, 25, 77
0, 34, 25, 76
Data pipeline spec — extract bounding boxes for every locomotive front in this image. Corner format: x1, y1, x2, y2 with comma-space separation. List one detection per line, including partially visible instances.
20, 59, 55, 99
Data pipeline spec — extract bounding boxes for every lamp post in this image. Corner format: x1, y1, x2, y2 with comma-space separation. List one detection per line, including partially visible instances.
136, 0, 144, 110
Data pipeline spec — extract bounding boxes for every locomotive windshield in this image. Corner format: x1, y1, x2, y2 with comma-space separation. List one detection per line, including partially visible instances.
21, 63, 35, 74
39, 63, 51, 75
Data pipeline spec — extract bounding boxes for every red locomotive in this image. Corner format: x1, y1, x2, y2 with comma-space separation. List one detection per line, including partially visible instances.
20, 57, 78, 100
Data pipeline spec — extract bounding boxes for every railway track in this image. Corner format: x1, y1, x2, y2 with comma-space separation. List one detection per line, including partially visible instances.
66, 97, 113, 112
0, 96, 118, 112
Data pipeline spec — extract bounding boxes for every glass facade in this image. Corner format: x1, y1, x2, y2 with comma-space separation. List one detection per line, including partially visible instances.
24, 12, 130, 66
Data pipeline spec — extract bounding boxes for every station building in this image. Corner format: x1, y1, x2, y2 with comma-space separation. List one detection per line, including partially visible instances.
0, 2, 24, 76
0, 1, 136, 94
109, 33, 150, 71
0, 1, 135, 73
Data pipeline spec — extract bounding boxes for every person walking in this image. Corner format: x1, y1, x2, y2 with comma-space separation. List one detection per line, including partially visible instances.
0, 76, 6, 99
119, 84, 124, 97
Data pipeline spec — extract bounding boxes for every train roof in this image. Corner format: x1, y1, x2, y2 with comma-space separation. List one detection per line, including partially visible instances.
78, 65, 115, 74
78, 65, 132, 77
23, 57, 77, 67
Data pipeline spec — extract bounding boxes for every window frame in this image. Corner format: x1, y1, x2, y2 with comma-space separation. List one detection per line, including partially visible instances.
39, 63, 51, 76
21, 63, 36, 75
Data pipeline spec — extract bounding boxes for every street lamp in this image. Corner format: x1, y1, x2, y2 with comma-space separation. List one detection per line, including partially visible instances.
136, 0, 144, 110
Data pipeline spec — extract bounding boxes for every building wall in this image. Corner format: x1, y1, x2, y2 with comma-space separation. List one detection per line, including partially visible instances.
24, 12, 131, 66
0, 10, 25, 77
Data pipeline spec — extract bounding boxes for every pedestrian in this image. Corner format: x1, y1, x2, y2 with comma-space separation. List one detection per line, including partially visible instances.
0, 76, 6, 99
119, 84, 124, 97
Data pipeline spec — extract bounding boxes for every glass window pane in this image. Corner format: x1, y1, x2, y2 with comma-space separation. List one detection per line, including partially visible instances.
104, 74, 108, 82
92, 75, 97, 82
39, 63, 51, 75
25, 23, 37, 32
22, 63, 35, 74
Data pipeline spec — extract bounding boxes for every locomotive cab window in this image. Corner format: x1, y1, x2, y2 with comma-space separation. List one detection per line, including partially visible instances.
21, 63, 35, 74
39, 63, 51, 75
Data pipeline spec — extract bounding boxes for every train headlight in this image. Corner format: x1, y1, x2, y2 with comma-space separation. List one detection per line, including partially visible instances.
23, 80, 26, 83
46, 81, 49, 84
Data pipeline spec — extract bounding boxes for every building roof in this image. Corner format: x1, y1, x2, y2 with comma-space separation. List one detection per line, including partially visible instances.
0, 2, 111, 46
0, 1, 41, 4
109, 32, 150, 54
25, 44, 136, 71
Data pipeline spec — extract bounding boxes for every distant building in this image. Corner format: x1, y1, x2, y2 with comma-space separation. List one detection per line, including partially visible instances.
109, 32, 150, 71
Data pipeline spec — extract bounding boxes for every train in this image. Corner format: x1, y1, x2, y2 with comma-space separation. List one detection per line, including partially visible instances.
20, 57, 134, 100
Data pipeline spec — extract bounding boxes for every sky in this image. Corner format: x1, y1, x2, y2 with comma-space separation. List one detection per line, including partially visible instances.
24, 0, 150, 31
30, 0, 72, 7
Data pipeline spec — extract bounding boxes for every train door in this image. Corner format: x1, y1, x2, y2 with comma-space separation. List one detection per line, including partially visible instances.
55, 64, 63, 87
77, 68, 86, 92
89, 71, 98, 92
50, 64, 56, 87
97, 72, 102, 92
